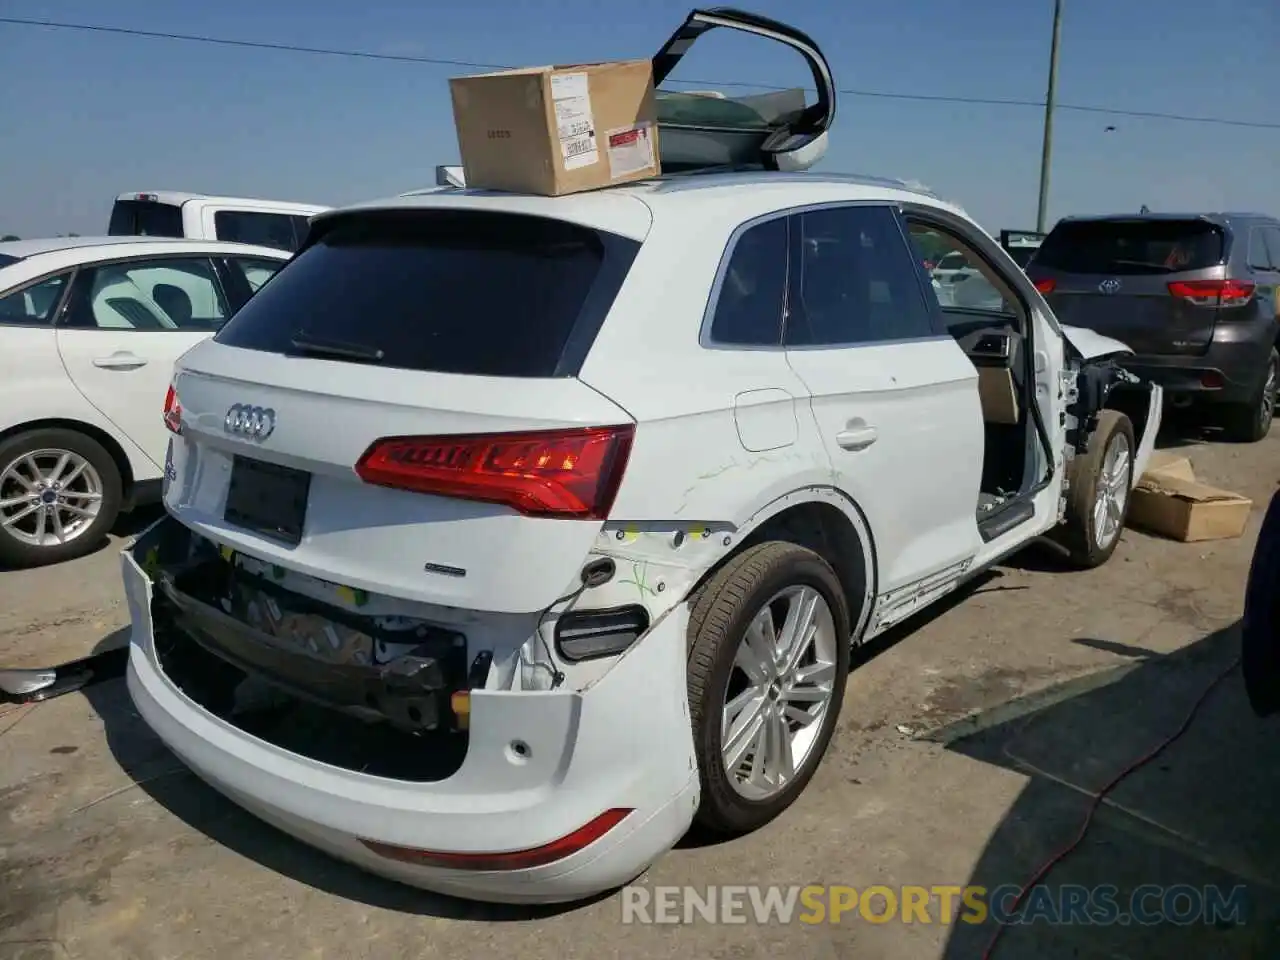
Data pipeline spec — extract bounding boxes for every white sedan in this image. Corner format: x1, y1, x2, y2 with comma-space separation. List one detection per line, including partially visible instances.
0, 236, 289, 568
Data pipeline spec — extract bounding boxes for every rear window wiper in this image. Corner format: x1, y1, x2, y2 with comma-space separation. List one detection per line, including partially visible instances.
288, 331, 386, 363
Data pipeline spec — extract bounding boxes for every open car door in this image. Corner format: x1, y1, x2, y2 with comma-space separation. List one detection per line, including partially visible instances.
651, 8, 837, 173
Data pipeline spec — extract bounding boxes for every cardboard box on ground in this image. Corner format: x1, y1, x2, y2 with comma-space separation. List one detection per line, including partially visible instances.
449, 60, 661, 196
1128, 451, 1253, 542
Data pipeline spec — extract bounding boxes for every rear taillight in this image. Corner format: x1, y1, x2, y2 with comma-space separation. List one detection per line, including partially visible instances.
354, 424, 634, 520
163, 384, 182, 434
1167, 279, 1255, 306
1033, 278, 1056, 295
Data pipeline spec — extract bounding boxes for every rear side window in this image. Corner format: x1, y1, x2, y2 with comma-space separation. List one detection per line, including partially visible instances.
107, 200, 184, 238
0, 274, 69, 326
707, 217, 788, 345
1262, 227, 1280, 271
214, 210, 639, 377
214, 211, 302, 251
1034, 219, 1225, 275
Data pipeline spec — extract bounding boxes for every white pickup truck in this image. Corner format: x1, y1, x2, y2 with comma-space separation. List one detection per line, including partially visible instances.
108, 192, 329, 252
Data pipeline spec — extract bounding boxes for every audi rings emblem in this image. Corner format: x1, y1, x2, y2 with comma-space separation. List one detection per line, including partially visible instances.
224, 404, 276, 441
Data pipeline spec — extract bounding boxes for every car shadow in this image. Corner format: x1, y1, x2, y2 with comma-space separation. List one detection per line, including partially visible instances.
111, 503, 164, 539
678, 567, 1008, 851
78, 659, 610, 922
931, 621, 1280, 958
0, 504, 162, 573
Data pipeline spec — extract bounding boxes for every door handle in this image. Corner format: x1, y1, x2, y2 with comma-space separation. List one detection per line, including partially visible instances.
92, 353, 147, 370
835, 425, 878, 451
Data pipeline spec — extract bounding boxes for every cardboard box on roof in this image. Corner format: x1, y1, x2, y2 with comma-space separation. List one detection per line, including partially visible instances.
1127, 455, 1252, 542
449, 60, 661, 196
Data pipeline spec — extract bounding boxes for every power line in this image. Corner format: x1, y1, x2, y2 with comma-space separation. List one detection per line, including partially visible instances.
4, 15, 1280, 131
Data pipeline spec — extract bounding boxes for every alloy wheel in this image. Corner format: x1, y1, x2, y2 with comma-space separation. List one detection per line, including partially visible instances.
0, 448, 105, 549
1092, 431, 1132, 551
721, 584, 839, 801
1260, 356, 1277, 433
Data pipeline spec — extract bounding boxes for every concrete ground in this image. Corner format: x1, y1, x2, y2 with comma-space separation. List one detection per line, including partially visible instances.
2, 415, 1279, 960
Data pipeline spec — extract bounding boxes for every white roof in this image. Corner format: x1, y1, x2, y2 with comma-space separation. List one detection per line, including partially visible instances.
316, 171, 964, 243
0, 236, 290, 287
114, 191, 329, 215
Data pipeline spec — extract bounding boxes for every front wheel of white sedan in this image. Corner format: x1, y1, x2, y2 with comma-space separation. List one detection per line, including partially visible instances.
686, 541, 851, 835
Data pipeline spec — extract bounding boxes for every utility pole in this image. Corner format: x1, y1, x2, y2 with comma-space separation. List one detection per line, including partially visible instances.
1036, 0, 1064, 233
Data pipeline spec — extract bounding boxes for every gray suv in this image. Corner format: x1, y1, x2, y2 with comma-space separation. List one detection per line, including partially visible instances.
1026, 213, 1280, 442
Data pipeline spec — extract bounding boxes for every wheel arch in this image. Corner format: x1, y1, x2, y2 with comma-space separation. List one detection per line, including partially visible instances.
683, 486, 878, 645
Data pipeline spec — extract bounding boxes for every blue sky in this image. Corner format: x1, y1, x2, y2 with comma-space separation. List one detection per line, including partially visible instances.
2, 0, 1277, 238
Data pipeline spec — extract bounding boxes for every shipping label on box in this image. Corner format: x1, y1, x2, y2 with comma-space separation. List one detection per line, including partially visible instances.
550, 71, 599, 170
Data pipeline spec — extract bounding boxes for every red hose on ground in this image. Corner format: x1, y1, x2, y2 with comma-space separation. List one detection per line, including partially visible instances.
982, 654, 1241, 959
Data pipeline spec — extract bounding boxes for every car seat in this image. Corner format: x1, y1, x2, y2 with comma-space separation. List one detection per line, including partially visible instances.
152, 283, 194, 328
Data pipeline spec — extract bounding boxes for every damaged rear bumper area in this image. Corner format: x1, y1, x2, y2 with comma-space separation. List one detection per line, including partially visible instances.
121, 515, 700, 904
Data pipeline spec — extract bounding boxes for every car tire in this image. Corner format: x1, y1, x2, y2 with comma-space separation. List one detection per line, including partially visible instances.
1058, 409, 1135, 569
685, 541, 851, 836
1243, 488, 1280, 717
0, 427, 123, 569
1220, 347, 1277, 444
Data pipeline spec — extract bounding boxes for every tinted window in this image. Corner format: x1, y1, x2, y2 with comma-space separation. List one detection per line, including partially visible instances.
107, 200, 185, 238
0, 274, 69, 326
1263, 228, 1280, 271
708, 217, 788, 345
0, 254, 21, 269
215, 210, 635, 377
1005, 245, 1038, 269
62, 257, 228, 331
1034, 219, 1225, 275
291, 216, 312, 246
214, 211, 301, 251
787, 205, 935, 346
227, 256, 285, 293
1247, 229, 1269, 269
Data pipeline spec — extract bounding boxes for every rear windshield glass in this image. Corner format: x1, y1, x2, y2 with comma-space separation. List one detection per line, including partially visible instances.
108, 200, 184, 238
214, 210, 636, 377
1033, 219, 1225, 275
0, 254, 21, 269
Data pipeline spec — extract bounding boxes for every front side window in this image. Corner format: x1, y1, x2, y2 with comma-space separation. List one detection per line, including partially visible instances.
62, 257, 228, 331
707, 217, 788, 346
0, 274, 69, 326
906, 222, 1018, 319
227, 256, 285, 293
786, 205, 936, 346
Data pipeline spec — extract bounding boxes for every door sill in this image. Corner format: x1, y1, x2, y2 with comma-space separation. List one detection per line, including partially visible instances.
977, 496, 1035, 543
